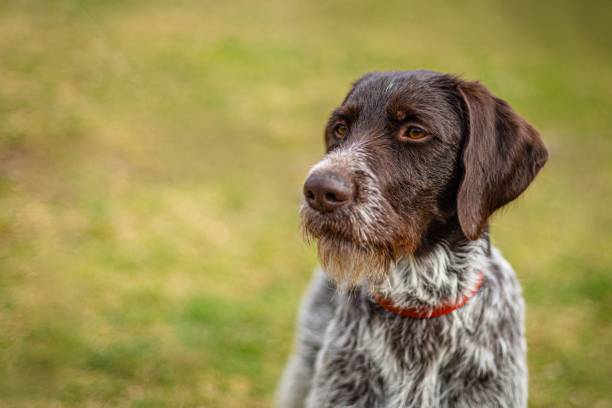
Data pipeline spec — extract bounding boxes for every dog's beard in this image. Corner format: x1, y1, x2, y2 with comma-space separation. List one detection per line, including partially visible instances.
300, 204, 428, 287
316, 235, 392, 286
300, 205, 398, 286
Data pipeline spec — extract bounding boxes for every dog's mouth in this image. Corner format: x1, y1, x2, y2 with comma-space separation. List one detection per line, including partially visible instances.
300, 201, 357, 241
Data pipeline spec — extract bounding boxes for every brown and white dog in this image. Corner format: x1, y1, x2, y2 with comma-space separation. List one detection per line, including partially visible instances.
277, 71, 547, 408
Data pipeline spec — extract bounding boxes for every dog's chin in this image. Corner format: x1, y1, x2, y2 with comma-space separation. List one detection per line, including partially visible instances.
300, 206, 394, 287
316, 236, 393, 287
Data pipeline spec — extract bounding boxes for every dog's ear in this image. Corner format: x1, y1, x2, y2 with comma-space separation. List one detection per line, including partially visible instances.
456, 80, 548, 240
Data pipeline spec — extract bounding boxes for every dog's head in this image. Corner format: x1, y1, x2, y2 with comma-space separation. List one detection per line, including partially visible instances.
300, 71, 548, 285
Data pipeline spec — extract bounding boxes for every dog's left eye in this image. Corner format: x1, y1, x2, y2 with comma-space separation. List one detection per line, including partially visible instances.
400, 126, 428, 142
333, 124, 348, 139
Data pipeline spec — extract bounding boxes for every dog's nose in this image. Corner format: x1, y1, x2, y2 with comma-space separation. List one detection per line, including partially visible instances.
303, 171, 354, 212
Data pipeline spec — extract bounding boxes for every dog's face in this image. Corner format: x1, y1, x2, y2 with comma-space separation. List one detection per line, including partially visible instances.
300, 71, 548, 285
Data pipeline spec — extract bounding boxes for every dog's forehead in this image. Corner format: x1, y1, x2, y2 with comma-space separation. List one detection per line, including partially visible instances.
347, 71, 447, 109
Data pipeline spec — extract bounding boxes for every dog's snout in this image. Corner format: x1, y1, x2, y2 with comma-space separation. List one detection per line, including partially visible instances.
304, 171, 354, 212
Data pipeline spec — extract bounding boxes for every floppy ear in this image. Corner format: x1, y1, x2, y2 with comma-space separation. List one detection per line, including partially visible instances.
456, 80, 548, 240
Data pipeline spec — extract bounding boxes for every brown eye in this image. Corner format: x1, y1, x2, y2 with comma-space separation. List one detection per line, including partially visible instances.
401, 126, 428, 141
334, 124, 347, 139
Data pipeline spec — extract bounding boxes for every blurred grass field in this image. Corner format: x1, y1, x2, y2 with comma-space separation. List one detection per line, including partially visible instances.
0, 0, 611, 407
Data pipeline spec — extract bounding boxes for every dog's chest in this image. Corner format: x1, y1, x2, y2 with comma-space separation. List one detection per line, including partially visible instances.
311, 294, 477, 408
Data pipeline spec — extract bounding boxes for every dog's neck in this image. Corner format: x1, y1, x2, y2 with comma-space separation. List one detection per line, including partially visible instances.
368, 238, 489, 308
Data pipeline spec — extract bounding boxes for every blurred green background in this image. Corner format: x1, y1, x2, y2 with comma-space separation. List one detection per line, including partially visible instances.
0, 0, 611, 407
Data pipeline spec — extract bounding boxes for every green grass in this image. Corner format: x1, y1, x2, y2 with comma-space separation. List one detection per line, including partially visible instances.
0, 0, 611, 406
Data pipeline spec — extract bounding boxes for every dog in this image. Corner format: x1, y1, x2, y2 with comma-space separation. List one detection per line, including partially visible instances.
277, 70, 548, 408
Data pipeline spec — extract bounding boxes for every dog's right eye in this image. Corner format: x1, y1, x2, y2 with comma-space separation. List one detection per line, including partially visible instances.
333, 124, 347, 139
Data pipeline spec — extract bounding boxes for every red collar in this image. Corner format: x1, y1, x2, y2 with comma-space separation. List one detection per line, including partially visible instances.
371, 272, 485, 319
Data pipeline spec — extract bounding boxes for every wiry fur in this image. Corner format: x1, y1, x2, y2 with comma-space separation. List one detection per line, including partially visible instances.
279, 71, 546, 407
278, 243, 527, 408
373, 239, 488, 309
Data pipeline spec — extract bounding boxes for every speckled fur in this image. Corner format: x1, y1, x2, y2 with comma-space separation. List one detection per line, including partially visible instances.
278, 71, 545, 407
278, 242, 527, 408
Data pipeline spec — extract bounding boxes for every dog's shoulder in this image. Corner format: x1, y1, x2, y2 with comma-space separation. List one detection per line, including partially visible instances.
296, 269, 338, 346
